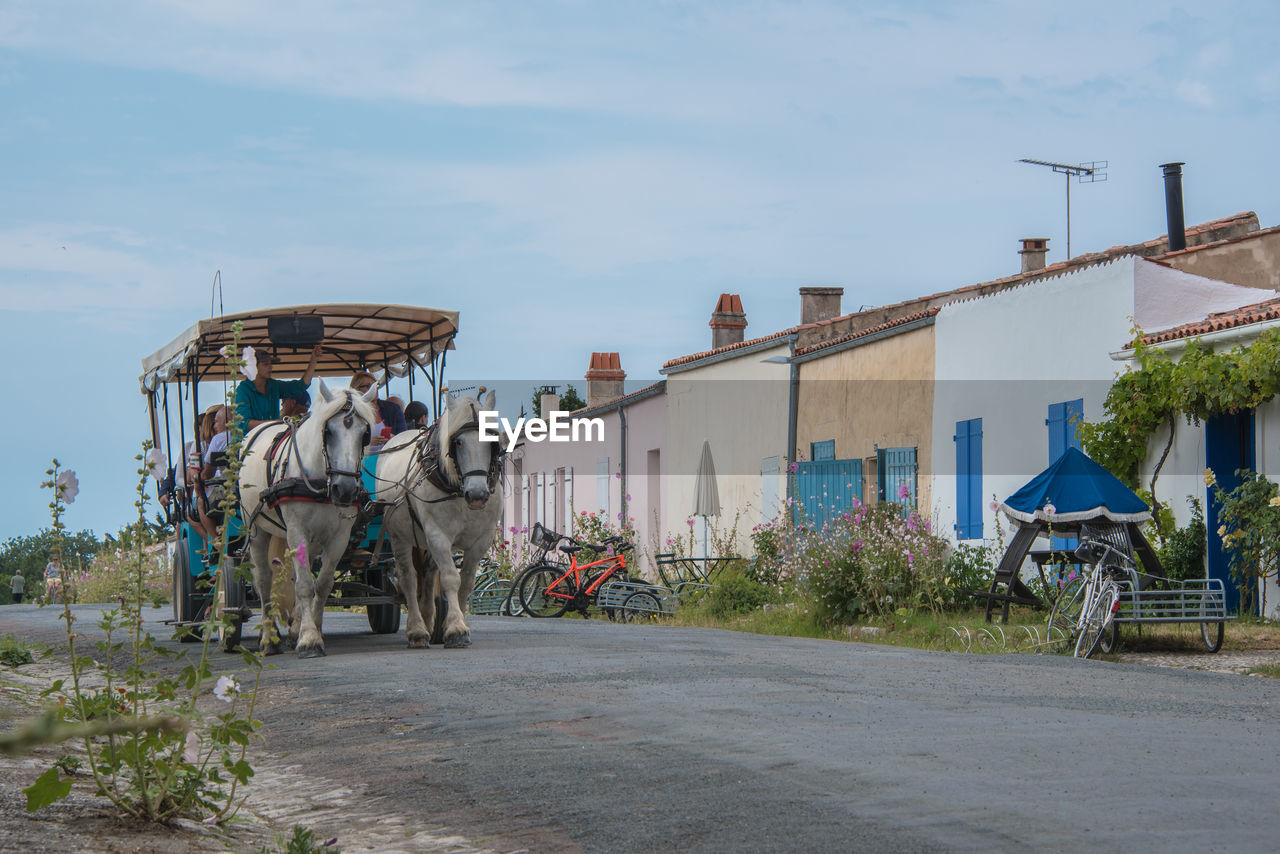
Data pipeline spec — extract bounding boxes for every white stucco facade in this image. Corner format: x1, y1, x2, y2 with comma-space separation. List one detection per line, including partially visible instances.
662, 340, 792, 556
931, 256, 1271, 548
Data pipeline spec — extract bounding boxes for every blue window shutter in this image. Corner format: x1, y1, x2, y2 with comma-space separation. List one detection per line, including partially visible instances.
1065, 398, 1083, 452
811, 440, 835, 462
1047, 399, 1084, 463
954, 418, 983, 539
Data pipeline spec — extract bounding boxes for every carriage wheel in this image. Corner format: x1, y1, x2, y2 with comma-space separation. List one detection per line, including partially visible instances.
366, 569, 402, 635
172, 535, 203, 643
620, 591, 663, 623
216, 558, 246, 653
519, 565, 573, 618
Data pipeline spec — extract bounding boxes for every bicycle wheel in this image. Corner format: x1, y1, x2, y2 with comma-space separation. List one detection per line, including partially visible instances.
1046, 575, 1085, 641
519, 565, 573, 618
1074, 581, 1119, 659
620, 591, 663, 623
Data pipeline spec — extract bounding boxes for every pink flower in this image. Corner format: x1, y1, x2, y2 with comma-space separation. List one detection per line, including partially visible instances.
1043, 502, 1056, 517
295, 540, 308, 567
897, 483, 910, 500
989, 500, 999, 512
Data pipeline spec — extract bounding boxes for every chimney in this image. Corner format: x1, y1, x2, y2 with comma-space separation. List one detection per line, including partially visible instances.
539, 389, 561, 417
1161, 161, 1187, 252
585, 353, 625, 408
709, 293, 747, 349
799, 286, 844, 325
1019, 238, 1049, 273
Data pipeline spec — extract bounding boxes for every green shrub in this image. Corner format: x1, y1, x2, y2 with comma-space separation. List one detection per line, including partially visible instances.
0, 634, 35, 667
1159, 498, 1206, 584
942, 543, 996, 607
699, 567, 774, 619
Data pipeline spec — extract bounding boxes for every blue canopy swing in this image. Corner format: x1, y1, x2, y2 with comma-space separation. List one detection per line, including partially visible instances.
980, 448, 1165, 623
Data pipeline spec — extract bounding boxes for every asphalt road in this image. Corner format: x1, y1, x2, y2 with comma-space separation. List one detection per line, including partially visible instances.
4, 604, 1278, 853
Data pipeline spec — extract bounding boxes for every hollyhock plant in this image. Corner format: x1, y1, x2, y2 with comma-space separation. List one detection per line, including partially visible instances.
56, 470, 79, 504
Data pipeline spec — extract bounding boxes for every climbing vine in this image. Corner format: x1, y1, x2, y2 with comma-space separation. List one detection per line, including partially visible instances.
1078, 327, 1280, 492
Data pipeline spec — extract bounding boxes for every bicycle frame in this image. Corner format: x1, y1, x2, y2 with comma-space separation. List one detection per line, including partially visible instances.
542, 550, 628, 602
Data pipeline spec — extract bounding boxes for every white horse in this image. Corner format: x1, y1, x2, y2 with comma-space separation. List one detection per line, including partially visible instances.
239, 380, 378, 658
374, 390, 503, 648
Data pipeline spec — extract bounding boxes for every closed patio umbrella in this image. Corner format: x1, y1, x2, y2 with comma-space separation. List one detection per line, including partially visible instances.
694, 439, 721, 558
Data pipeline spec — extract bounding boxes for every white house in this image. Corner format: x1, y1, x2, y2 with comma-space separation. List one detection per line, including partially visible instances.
931, 255, 1274, 548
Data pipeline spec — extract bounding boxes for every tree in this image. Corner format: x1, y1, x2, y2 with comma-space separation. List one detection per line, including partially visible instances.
0, 528, 101, 604
531, 384, 586, 417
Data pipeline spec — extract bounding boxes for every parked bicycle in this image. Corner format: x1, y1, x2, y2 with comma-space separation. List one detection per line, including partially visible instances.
499, 523, 570, 616
519, 534, 633, 618
1051, 537, 1128, 658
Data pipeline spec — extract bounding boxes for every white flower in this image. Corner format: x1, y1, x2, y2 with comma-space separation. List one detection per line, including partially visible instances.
213, 675, 240, 702
1043, 502, 1056, 517
240, 346, 257, 381
56, 470, 79, 504
182, 731, 199, 763
220, 344, 257, 381
146, 448, 168, 481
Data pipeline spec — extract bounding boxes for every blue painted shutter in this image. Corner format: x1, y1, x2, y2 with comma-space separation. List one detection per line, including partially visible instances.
878, 447, 917, 510
810, 440, 835, 461
1046, 399, 1084, 462
954, 418, 983, 540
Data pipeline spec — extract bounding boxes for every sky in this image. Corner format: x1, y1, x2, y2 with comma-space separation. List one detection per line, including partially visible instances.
3, 0, 1280, 540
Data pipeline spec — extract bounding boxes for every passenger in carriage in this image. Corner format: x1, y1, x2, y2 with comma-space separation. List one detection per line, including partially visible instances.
191, 405, 231, 544
350, 370, 407, 447
234, 344, 322, 432
403, 400, 429, 429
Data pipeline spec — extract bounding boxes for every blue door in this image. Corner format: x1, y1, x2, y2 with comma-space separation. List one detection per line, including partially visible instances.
877, 447, 917, 510
1206, 409, 1255, 615
796, 458, 863, 531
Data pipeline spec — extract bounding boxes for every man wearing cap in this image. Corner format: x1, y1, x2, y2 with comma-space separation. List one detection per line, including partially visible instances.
350, 371, 407, 447
235, 345, 322, 432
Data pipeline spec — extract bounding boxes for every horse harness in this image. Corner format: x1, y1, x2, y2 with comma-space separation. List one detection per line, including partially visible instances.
413, 418, 503, 502
240, 402, 370, 532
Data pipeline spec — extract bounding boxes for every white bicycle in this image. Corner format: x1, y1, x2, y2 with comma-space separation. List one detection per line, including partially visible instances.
1048, 538, 1129, 659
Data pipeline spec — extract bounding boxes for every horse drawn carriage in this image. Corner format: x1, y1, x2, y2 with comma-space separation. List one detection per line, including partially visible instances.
141, 303, 500, 655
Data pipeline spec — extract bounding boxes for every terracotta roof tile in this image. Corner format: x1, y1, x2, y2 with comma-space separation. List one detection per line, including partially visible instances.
1139, 295, 1280, 345
793, 308, 939, 357
569, 380, 666, 417
661, 326, 798, 370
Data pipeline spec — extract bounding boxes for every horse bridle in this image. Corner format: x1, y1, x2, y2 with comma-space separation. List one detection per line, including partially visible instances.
413, 418, 503, 501
317, 401, 372, 494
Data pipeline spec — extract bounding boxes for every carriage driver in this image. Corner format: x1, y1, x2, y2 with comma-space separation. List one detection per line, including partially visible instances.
350, 370, 407, 447
234, 345, 323, 432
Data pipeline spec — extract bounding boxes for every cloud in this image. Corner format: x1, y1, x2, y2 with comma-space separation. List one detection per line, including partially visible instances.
1176, 79, 1214, 108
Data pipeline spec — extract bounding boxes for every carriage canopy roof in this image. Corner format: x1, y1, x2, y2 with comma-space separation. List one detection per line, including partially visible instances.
999, 447, 1151, 525
140, 303, 459, 392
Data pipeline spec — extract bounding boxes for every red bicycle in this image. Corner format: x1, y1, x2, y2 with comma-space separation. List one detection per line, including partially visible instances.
519, 535, 633, 618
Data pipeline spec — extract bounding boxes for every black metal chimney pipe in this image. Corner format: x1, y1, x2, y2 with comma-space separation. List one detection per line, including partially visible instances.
1161, 161, 1187, 252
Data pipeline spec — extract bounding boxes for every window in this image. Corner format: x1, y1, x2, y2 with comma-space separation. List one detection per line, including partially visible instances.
810, 440, 835, 461
954, 419, 983, 540
1047, 399, 1083, 463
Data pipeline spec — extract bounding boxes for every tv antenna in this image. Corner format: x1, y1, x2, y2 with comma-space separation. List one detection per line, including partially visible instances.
1018, 159, 1107, 259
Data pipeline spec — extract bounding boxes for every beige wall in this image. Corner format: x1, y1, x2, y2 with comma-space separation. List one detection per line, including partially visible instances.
796, 325, 935, 509
1162, 229, 1280, 292
663, 342, 791, 555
